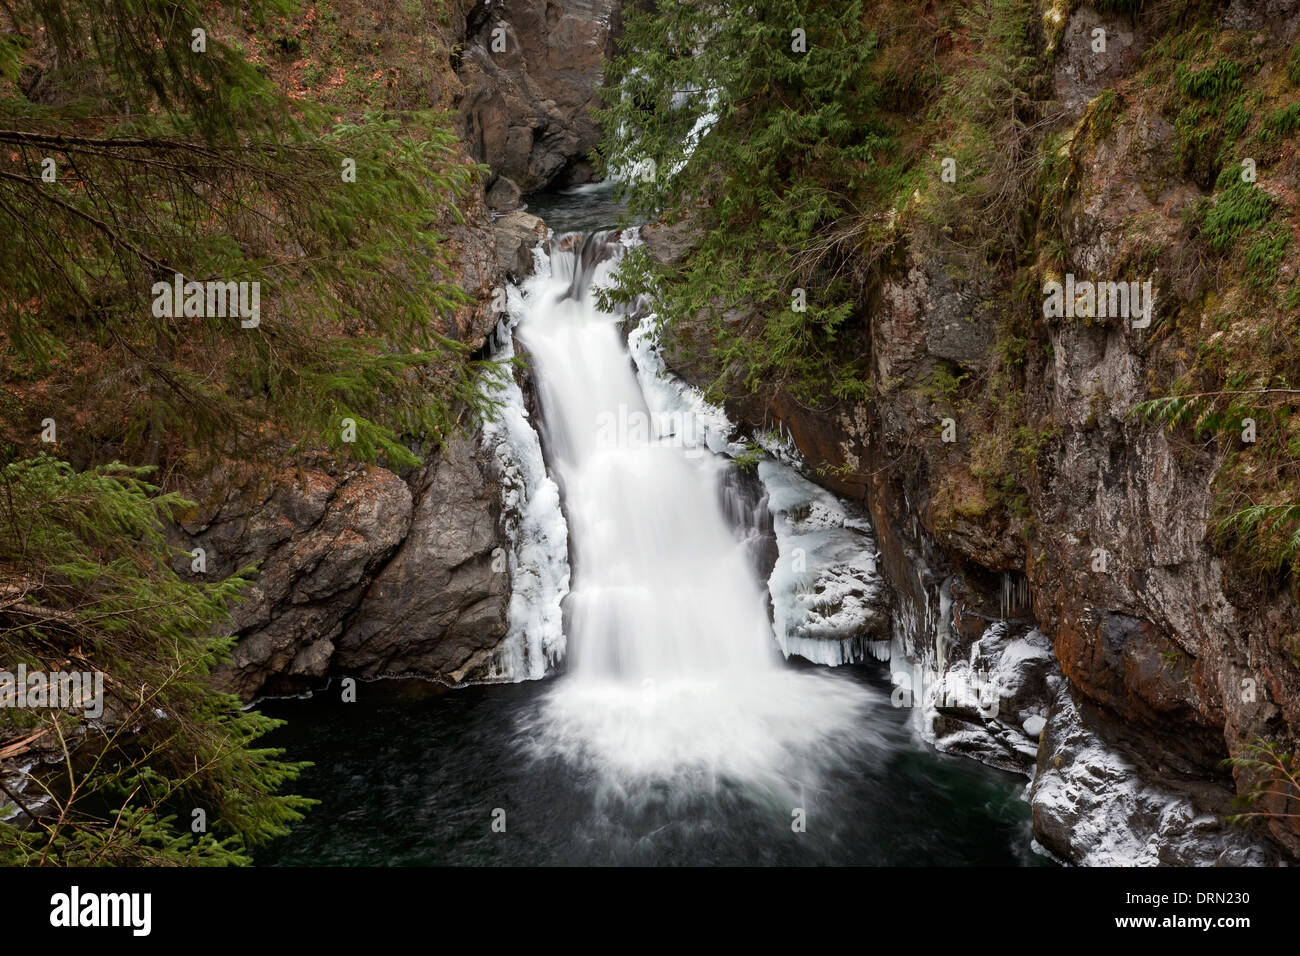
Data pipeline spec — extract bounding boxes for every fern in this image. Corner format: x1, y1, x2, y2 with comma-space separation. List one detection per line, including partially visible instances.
1225, 738, 1300, 826
1175, 57, 1245, 102
1130, 391, 1276, 439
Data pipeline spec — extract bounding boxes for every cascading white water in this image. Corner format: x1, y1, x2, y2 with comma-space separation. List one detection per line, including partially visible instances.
522, 240, 771, 684
515, 232, 881, 803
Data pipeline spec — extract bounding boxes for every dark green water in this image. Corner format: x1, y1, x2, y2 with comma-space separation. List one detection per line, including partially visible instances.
256, 658, 1046, 866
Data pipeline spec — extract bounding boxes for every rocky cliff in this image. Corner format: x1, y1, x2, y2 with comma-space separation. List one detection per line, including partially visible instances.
644, 0, 1300, 862
455, 0, 621, 197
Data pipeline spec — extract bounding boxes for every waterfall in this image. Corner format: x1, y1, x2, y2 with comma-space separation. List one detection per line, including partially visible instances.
520, 233, 773, 683
513, 231, 878, 799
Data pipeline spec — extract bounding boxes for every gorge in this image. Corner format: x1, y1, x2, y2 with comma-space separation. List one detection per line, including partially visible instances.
2, 0, 1299, 870
259, 191, 1275, 865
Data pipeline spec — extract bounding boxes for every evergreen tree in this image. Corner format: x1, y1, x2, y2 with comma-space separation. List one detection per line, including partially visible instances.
598, 0, 892, 407
0, 0, 497, 469
0, 0, 498, 862
0, 456, 313, 864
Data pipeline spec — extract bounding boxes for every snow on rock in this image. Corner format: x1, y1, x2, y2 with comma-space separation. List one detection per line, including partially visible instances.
758, 459, 892, 665
479, 255, 571, 681
919, 623, 1057, 774
1030, 681, 1280, 866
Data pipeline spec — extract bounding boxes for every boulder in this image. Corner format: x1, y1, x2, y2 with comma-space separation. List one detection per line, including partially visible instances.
486, 175, 523, 211
336, 436, 510, 685
494, 210, 547, 279
169, 437, 515, 700
171, 463, 415, 700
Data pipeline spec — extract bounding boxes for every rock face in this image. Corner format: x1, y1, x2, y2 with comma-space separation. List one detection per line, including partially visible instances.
494, 210, 549, 280
175, 204, 563, 702
1021, 3, 1300, 859
170, 463, 414, 700
336, 437, 510, 685
447, 176, 517, 347
170, 181, 536, 703
1050, 4, 1145, 114
171, 441, 511, 700
455, 0, 621, 193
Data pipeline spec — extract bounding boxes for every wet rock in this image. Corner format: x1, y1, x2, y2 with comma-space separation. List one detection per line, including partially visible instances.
640, 217, 697, 268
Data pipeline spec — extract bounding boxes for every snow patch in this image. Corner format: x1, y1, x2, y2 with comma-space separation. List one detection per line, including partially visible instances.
758, 459, 891, 666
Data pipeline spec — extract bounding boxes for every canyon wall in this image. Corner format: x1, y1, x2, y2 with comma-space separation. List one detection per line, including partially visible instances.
454, 0, 621, 197
648, 1, 1300, 861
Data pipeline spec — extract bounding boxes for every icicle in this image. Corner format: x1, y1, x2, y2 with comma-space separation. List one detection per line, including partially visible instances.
478, 253, 570, 682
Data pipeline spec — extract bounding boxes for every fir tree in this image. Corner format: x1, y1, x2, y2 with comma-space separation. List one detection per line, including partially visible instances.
597, 0, 890, 407
0, 0, 498, 469
0, 0, 500, 862
0, 456, 313, 864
